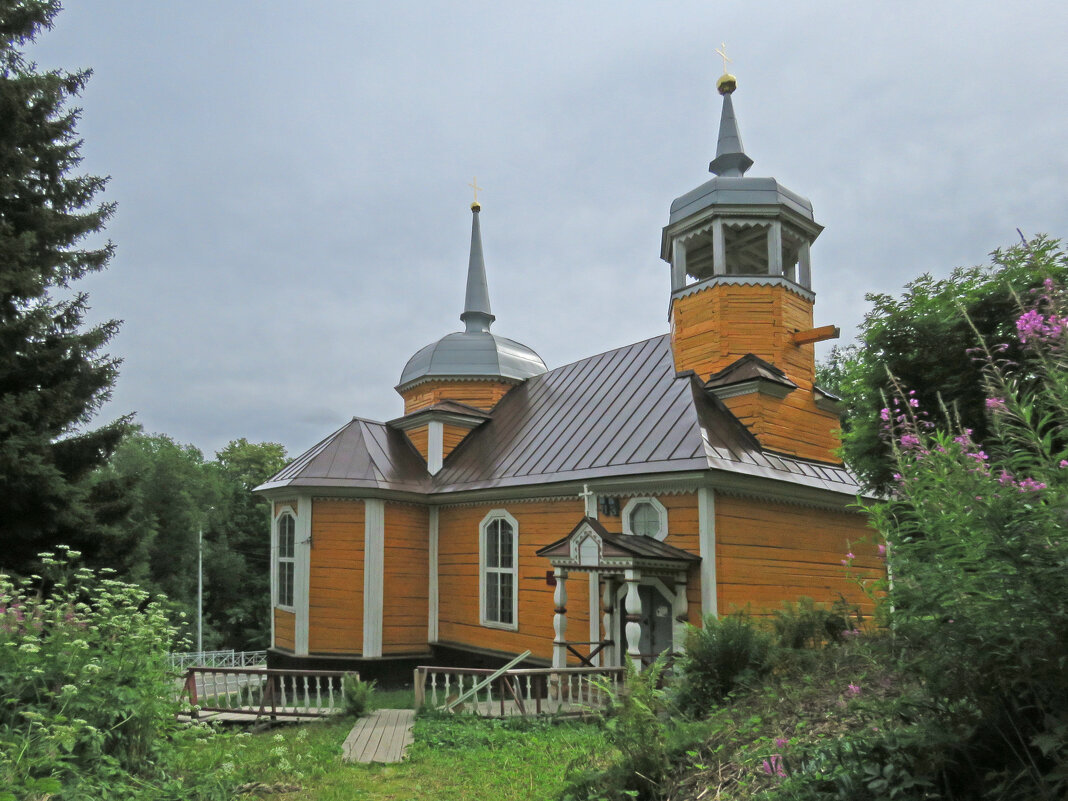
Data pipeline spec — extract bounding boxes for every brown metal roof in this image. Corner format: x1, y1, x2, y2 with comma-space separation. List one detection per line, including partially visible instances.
257, 335, 860, 498
537, 517, 701, 562
705, 352, 798, 390
257, 417, 431, 494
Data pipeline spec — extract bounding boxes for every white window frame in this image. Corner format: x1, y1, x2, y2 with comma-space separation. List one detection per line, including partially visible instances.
275, 509, 297, 611
621, 497, 669, 541
479, 510, 519, 631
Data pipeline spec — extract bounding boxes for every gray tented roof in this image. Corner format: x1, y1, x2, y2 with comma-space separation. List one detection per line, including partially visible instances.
668, 176, 816, 225
259, 335, 860, 499
397, 331, 547, 390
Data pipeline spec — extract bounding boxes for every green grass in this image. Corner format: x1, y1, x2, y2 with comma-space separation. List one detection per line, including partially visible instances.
175, 703, 607, 800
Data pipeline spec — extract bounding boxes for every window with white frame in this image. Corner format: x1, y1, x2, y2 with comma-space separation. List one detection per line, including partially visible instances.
622, 497, 669, 541
276, 512, 295, 608
480, 511, 518, 628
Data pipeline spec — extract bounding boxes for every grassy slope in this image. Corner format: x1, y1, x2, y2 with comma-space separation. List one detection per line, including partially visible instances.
175, 697, 607, 801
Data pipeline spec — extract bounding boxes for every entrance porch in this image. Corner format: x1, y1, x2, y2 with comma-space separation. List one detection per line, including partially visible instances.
536, 516, 701, 670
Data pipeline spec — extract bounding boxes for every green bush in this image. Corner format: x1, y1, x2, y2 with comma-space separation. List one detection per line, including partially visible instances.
0, 549, 230, 800
342, 674, 376, 717
564, 656, 670, 800
772, 597, 858, 649
674, 614, 774, 717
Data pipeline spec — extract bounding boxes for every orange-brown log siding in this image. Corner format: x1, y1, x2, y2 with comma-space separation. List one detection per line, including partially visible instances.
715, 494, 878, 618
441, 424, 470, 460
438, 495, 705, 663
307, 499, 365, 654
381, 503, 430, 654
671, 283, 841, 463
400, 379, 514, 414
274, 608, 295, 651
405, 425, 430, 460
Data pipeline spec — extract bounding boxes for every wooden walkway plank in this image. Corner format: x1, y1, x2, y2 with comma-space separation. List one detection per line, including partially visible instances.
342, 709, 415, 764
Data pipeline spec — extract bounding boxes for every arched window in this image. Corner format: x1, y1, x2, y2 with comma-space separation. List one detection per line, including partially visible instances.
276, 512, 296, 608
479, 511, 518, 629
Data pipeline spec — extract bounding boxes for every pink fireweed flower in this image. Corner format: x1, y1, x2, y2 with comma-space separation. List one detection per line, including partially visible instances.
909, 398, 919, 407
845, 551, 856, 560
880, 408, 891, 422
762, 754, 786, 778
847, 683, 861, 696
877, 543, 886, 557
775, 737, 788, 748
1059, 460, 1068, 468
985, 397, 1007, 411
899, 434, 921, 449
1017, 478, 1047, 493
1017, 309, 1065, 344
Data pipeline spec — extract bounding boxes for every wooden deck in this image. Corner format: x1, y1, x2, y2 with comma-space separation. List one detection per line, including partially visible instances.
342, 709, 415, 764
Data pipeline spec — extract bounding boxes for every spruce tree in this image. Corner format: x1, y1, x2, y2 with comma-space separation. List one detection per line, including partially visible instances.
0, 1, 129, 573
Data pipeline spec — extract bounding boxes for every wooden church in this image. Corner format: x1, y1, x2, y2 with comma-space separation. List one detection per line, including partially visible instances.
255, 71, 881, 676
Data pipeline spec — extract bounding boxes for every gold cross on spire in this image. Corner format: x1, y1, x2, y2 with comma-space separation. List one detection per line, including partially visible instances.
715, 43, 732, 75
468, 176, 483, 206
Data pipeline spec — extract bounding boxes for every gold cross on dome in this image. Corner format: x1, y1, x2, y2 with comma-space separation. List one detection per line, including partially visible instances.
468, 177, 483, 204
715, 43, 732, 74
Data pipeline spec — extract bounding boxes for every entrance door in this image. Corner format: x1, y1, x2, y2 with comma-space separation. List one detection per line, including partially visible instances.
618, 584, 674, 662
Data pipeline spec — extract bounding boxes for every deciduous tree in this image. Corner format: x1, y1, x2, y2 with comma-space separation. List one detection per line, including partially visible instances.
821, 236, 1068, 492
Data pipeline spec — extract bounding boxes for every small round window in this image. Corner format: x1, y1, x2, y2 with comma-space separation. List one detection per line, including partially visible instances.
629, 502, 662, 538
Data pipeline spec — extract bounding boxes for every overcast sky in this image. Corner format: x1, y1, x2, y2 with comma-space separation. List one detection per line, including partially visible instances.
28, 1, 1068, 459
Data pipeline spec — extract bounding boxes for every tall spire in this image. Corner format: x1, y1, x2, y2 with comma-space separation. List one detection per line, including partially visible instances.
708, 73, 754, 177
460, 201, 495, 333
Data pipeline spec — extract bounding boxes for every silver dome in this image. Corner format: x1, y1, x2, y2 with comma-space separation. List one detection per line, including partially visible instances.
397, 331, 547, 390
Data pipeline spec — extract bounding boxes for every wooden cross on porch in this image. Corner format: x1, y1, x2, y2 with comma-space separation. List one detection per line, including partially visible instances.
578, 484, 596, 518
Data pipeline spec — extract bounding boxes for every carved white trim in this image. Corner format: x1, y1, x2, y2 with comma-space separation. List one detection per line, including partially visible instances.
362, 499, 385, 657
698, 488, 717, 619
478, 509, 520, 631
621, 496, 669, 541
428, 506, 439, 643
427, 420, 444, 475
294, 497, 312, 655
671, 273, 815, 304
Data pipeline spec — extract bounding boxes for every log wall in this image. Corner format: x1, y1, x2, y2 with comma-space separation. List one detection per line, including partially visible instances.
381, 502, 430, 654
307, 499, 365, 654
274, 608, 295, 651
715, 494, 879, 618
400, 379, 514, 413
671, 282, 841, 462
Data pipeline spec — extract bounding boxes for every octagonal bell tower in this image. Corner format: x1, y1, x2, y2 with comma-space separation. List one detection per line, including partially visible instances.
662, 71, 842, 463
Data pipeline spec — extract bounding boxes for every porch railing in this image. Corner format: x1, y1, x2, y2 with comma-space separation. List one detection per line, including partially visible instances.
413, 665, 625, 717
168, 649, 267, 671
179, 667, 352, 720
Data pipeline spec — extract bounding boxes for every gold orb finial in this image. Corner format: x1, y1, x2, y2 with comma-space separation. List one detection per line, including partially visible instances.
470, 201, 481, 211
714, 43, 737, 94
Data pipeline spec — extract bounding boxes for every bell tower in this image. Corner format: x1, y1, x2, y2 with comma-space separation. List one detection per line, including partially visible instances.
662, 70, 842, 463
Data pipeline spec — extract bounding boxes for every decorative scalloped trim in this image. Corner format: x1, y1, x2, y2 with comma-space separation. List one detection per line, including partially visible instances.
671, 274, 815, 303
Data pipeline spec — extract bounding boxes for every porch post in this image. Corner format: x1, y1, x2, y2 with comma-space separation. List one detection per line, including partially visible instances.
552, 568, 568, 669
672, 571, 689, 654
602, 577, 616, 667
624, 569, 643, 670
